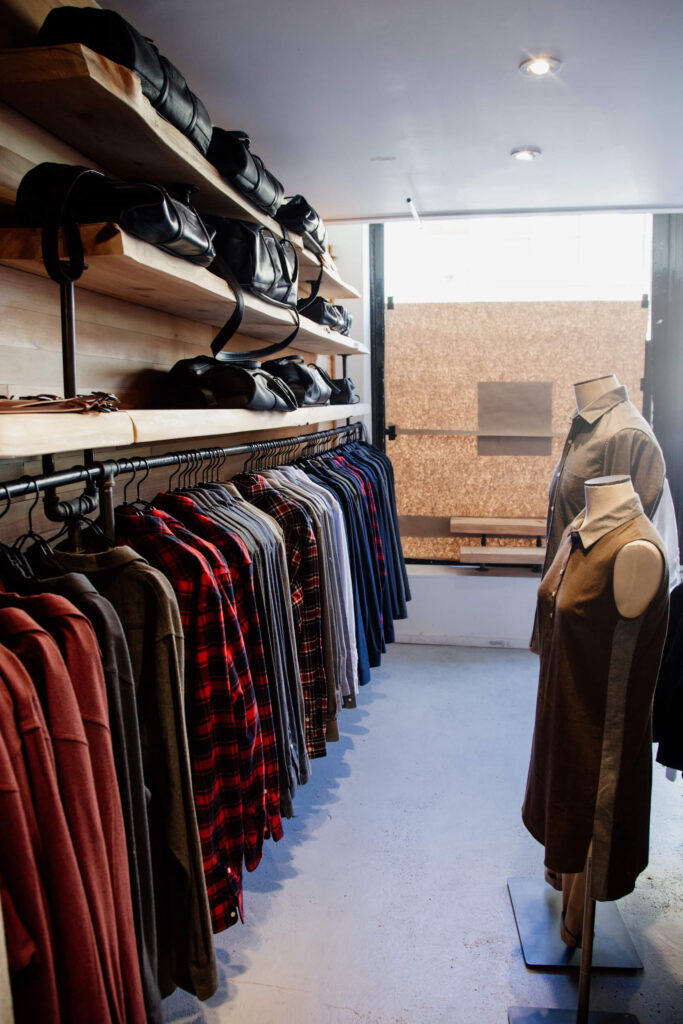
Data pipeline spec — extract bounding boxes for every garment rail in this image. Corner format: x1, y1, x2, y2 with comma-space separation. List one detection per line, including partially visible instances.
0, 422, 366, 540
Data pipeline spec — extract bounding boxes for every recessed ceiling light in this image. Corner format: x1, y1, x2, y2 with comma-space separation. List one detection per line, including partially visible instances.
519, 55, 561, 77
510, 146, 542, 161
370, 155, 396, 162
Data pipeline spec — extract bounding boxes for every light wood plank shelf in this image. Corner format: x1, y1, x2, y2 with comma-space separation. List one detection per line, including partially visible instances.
460, 545, 545, 567
0, 403, 368, 458
0, 410, 134, 457
0, 224, 369, 357
0, 43, 358, 301
129, 403, 370, 444
450, 516, 546, 537
299, 250, 360, 302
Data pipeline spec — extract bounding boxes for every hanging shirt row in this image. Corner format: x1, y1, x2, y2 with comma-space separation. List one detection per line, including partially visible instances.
0, 435, 410, 1024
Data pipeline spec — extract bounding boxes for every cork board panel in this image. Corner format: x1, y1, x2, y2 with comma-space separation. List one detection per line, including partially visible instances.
387, 301, 647, 560
386, 300, 647, 435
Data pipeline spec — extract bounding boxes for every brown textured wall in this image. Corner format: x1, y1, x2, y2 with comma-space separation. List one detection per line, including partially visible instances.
386, 301, 648, 559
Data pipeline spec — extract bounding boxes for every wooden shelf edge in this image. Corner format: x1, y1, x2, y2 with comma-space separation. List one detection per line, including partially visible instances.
0, 403, 369, 457
0, 44, 303, 248
0, 224, 369, 357
0, 410, 135, 458
129, 403, 370, 444
299, 250, 361, 301
0, 45, 361, 303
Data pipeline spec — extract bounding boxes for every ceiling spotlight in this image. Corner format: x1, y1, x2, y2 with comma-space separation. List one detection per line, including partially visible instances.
510, 146, 542, 161
519, 55, 561, 77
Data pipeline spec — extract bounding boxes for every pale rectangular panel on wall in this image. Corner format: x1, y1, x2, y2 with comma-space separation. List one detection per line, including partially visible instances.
477, 380, 552, 455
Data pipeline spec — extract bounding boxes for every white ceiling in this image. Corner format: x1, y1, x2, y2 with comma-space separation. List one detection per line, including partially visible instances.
108, 0, 683, 222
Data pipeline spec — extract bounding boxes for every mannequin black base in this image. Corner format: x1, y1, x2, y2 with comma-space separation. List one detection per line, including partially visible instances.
507, 878, 642, 969
508, 1009, 638, 1023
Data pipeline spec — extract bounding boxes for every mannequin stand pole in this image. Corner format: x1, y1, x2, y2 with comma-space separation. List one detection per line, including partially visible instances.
508, 856, 639, 1023
507, 877, 641, 970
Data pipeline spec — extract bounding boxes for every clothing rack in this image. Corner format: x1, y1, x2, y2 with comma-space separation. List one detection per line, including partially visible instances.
0, 421, 366, 541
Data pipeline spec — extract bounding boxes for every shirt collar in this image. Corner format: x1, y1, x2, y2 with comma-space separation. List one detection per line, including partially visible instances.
570, 490, 643, 549
572, 384, 629, 426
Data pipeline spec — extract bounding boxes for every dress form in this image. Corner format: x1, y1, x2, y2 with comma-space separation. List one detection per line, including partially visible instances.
573, 374, 619, 412
584, 475, 664, 616
559, 475, 665, 946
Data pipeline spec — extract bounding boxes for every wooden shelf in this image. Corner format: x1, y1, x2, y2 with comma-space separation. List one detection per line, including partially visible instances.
128, 403, 370, 445
450, 516, 546, 537
0, 43, 359, 302
0, 403, 368, 458
0, 224, 369, 357
0, 410, 134, 457
299, 250, 360, 302
460, 545, 545, 567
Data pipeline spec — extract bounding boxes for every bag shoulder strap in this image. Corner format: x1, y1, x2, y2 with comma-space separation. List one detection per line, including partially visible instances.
210, 235, 301, 362
40, 165, 104, 284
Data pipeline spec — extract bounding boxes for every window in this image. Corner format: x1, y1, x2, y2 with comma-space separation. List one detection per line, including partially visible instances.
384, 213, 652, 561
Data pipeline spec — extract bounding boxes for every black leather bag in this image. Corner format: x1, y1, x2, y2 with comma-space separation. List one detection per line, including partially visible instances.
300, 296, 353, 336
205, 217, 303, 363
207, 129, 284, 217
275, 195, 327, 252
310, 364, 360, 405
15, 163, 216, 283
36, 7, 212, 155
166, 356, 298, 411
211, 218, 298, 307
262, 355, 332, 407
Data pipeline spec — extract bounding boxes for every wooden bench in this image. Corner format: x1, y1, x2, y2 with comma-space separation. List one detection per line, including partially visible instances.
449, 517, 546, 569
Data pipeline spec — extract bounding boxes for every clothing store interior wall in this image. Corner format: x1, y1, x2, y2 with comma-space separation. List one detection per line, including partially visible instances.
0, 2, 682, 1023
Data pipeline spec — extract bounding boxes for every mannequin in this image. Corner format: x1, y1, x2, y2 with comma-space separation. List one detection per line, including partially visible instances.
539, 373, 665, 590
523, 475, 669, 945
573, 373, 619, 412
558, 476, 665, 944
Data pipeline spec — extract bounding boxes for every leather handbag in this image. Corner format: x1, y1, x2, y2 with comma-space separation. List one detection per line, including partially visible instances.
205, 217, 303, 362
207, 129, 285, 217
36, 7, 212, 155
261, 355, 332, 407
300, 296, 353, 336
166, 356, 298, 411
275, 195, 327, 252
15, 163, 217, 282
310, 364, 359, 405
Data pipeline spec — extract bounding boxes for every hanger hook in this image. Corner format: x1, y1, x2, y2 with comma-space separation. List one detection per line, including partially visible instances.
135, 457, 150, 502
0, 485, 10, 521
25, 478, 40, 534
123, 458, 137, 504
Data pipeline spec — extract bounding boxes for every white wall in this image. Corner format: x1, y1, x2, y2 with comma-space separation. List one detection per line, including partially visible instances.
395, 565, 539, 649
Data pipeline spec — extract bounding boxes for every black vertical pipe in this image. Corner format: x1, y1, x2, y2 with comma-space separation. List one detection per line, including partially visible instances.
369, 223, 386, 451
652, 215, 683, 550
576, 854, 596, 1023
60, 280, 78, 398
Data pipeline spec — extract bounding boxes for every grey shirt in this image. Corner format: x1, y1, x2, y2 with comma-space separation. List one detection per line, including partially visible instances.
544, 385, 665, 576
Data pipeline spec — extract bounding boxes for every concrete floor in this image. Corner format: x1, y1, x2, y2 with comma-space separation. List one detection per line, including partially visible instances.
162, 644, 683, 1024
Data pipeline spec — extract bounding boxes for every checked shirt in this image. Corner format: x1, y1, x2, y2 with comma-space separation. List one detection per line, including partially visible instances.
153, 490, 283, 844
233, 475, 328, 759
115, 508, 261, 932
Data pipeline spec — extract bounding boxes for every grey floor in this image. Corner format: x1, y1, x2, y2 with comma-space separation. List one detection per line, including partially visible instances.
162, 644, 683, 1024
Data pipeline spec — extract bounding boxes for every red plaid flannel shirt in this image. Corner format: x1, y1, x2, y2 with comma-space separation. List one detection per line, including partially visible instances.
147, 508, 267, 872
115, 508, 256, 932
154, 491, 282, 845
233, 475, 328, 758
